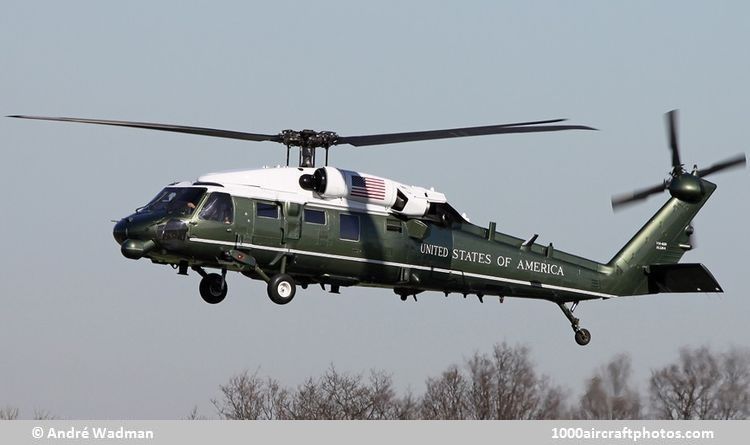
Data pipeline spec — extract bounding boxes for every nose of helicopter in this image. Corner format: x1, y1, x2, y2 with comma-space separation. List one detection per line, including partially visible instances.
113, 215, 159, 259
113, 219, 128, 244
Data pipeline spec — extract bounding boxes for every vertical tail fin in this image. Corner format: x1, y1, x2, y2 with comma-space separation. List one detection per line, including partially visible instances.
605, 178, 716, 294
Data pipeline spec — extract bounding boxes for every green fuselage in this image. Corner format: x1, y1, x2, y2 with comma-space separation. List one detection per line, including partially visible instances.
114, 176, 717, 304
115, 192, 617, 303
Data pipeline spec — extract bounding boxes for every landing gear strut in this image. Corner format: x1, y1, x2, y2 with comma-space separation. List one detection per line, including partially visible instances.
558, 302, 591, 346
197, 268, 228, 305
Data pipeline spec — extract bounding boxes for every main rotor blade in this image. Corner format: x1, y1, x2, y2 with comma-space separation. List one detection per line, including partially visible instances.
697, 153, 747, 177
7, 115, 282, 143
666, 109, 682, 170
335, 120, 597, 147
611, 181, 668, 210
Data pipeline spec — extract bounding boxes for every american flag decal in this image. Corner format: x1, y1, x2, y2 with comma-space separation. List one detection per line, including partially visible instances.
350, 175, 386, 200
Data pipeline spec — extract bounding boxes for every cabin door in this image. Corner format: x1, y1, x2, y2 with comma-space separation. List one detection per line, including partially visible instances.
252, 201, 283, 248
189, 192, 236, 243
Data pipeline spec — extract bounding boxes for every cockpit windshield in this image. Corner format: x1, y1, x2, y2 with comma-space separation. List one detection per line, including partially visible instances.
138, 187, 207, 215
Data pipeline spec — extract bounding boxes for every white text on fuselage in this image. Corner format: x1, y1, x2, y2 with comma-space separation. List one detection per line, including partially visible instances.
419, 243, 564, 276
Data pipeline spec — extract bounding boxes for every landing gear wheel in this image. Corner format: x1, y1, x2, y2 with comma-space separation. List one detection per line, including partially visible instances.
557, 302, 592, 346
574, 328, 591, 346
199, 273, 227, 304
268, 274, 296, 305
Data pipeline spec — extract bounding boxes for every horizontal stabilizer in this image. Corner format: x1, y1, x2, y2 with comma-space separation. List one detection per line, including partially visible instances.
646, 263, 723, 294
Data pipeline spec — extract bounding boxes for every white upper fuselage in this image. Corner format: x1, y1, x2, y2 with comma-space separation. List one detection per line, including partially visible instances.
179, 166, 451, 218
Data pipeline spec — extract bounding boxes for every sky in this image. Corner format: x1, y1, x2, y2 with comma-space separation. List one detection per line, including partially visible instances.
1, 1, 748, 419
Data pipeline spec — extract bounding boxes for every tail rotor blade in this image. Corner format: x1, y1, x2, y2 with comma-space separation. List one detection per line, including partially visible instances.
611, 181, 668, 211
697, 153, 747, 177
666, 109, 682, 171
614, 111, 744, 213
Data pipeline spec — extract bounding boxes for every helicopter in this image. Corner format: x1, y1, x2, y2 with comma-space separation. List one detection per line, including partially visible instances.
9, 111, 746, 345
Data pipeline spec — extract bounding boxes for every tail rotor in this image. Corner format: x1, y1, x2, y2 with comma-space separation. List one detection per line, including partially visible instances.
611, 110, 746, 211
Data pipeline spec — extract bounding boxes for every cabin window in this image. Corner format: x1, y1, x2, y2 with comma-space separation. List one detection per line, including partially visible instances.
339, 214, 360, 241
199, 192, 234, 224
256, 202, 279, 219
304, 208, 326, 225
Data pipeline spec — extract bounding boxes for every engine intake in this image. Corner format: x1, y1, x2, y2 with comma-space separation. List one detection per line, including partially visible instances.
299, 167, 347, 198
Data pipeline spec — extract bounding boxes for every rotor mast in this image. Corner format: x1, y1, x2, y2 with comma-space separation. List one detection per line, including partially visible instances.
280, 129, 338, 167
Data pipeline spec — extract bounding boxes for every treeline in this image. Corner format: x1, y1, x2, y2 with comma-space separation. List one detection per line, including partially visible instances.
0, 407, 54, 420
3, 344, 748, 420
207, 344, 750, 420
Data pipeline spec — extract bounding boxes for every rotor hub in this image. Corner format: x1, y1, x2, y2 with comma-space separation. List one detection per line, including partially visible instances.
668, 174, 704, 203
280, 129, 339, 149
280, 129, 340, 167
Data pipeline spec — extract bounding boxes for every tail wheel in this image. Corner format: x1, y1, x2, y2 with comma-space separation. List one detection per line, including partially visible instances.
268, 274, 296, 305
574, 328, 591, 346
199, 273, 227, 304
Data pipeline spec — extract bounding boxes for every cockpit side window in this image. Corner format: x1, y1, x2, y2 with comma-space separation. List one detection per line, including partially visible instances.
139, 187, 206, 216
199, 192, 234, 224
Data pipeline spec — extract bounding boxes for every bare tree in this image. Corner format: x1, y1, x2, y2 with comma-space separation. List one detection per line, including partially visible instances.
648, 346, 747, 419
184, 406, 209, 420
213, 344, 564, 420
0, 406, 19, 420
260, 378, 291, 420
0, 407, 55, 420
32, 409, 56, 420
715, 347, 750, 419
469, 343, 565, 419
394, 389, 419, 420
269, 366, 404, 420
650, 346, 719, 419
535, 381, 567, 420
467, 353, 494, 419
317, 365, 372, 419
208, 344, 749, 421
577, 354, 641, 419
366, 370, 400, 419
283, 377, 323, 419
421, 365, 469, 419
488, 343, 563, 419
421, 343, 565, 419
714, 348, 750, 420
212, 370, 287, 419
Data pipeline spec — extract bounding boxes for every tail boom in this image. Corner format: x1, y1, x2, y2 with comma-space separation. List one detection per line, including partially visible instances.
604, 178, 718, 296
